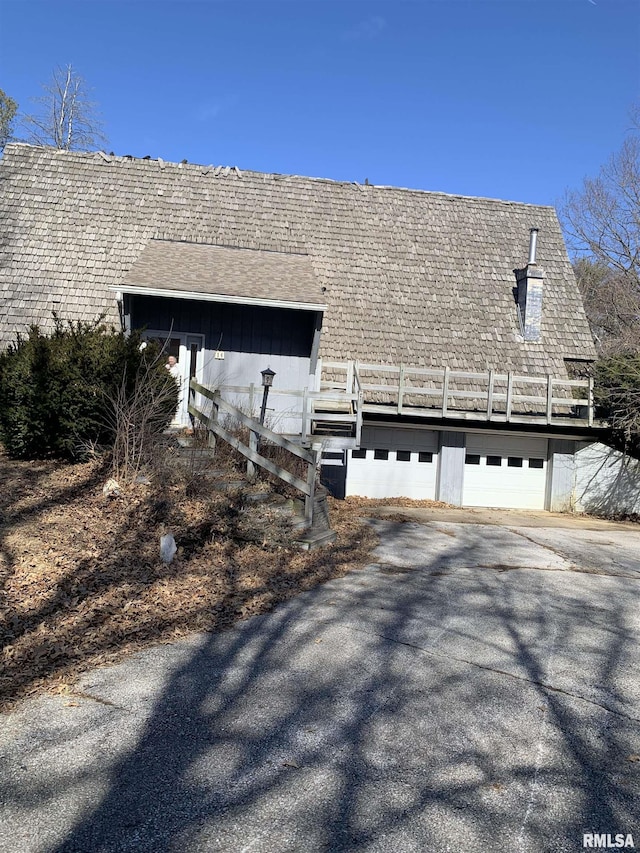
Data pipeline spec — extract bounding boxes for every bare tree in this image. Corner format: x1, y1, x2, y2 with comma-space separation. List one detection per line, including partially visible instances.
562, 105, 640, 453
594, 352, 640, 456
560, 105, 640, 353
0, 89, 17, 152
573, 257, 640, 353
21, 64, 107, 151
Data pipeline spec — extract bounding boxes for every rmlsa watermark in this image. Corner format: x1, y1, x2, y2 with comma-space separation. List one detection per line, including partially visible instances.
583, 834, 635, 849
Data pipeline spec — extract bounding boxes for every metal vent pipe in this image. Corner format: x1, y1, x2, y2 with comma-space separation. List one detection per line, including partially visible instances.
528, 228, 539, 264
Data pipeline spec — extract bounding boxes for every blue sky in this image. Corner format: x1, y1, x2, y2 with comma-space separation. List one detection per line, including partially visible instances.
1, 0, 638, 206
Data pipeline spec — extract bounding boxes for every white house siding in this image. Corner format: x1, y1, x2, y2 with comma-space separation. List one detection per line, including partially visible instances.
574, 442, 640, 516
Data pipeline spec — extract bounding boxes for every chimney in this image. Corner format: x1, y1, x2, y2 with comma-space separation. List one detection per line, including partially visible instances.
516, 228, 544, 342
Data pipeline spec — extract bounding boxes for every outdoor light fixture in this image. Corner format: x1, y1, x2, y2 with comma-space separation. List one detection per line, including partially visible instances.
259, 366, 276, 426
261, 367, 276, 388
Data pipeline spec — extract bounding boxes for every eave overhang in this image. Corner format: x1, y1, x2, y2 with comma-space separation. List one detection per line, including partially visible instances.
110, 284, 327, 313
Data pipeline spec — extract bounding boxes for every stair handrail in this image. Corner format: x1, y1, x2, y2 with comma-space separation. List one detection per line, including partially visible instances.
189, 380, 321, 526
353, 361, 364, 445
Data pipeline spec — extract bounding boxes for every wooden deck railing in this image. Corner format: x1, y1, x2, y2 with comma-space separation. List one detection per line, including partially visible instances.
190, 381, 362, 445
188, 380, 321, 526
319, 360, 595, 427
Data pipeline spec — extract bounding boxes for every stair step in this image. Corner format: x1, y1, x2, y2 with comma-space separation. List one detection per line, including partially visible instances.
210, 478, 248, 492
312, 425, 355, 436
294, 527, 338, 550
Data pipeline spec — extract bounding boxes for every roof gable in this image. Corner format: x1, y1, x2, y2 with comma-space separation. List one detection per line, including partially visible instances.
120, 240, 325, 310
0, 144, 596, 374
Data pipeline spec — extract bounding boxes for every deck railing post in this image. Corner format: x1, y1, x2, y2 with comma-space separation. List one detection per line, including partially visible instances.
304, 444, 321, 527
301, 387, 309, 444
486, 369, 495, 419
398, 363, 405, 414
346, 360, 354, 394
441, 367, 450, 418
506, 372, 514, 421
247, 430, 258, 482
208, 397, 218, 450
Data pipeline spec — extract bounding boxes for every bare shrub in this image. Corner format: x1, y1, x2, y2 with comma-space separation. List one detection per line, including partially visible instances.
106, 348, 179, 487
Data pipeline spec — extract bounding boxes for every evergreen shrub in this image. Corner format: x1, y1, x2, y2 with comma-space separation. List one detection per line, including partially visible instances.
0, 319, 178, 460
594, 352, 640, 457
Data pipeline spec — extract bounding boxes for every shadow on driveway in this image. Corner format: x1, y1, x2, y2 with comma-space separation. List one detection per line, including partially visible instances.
2, 519, 639, 852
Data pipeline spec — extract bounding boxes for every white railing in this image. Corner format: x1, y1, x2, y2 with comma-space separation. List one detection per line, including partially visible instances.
188, 381, 322, 526
319, 360, 594, 427
194, 381, 361, 444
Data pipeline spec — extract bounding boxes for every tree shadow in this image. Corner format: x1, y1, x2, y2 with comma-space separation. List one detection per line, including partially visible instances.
2, 518, 636, 851
0, 450, 372, 708
574, 441, 640, 516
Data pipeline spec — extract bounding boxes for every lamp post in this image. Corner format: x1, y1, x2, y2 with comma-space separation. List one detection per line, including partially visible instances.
259, 367, 276, 426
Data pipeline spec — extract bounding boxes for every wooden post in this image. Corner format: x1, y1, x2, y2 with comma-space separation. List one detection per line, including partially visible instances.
346, 360, 354, 394
356, 390, 364, 445
208, 398, 218, 450
506, 372, 513, 421
546, 375, 553, 424
441, 367, 450, 417
304, 444, 321, 527
247, 383, 258, 481
486, 369, 495, 419
247, 429, 258, 482
588, 376, 594, 427
301, 387, 309, 444
398, 363, 405, 414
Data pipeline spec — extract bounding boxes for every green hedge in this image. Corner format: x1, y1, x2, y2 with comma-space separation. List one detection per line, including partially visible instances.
0, 319, 179, 460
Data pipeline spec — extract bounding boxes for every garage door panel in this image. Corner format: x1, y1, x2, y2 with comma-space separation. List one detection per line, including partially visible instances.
346, 447, 438, 500
359, 427, 438, 452
463, 435, 548, 510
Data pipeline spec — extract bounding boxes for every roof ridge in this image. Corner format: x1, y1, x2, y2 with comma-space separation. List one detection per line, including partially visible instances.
150, 237, 309, 257
2, 142, 556, 210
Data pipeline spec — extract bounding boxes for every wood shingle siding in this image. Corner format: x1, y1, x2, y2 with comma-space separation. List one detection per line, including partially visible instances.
0, 144, 596, 377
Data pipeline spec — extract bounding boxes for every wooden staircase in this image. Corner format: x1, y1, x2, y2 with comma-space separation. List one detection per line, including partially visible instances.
187, 381, 336, 548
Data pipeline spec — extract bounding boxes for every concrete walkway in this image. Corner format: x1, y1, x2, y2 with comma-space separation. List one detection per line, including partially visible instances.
1, 514, 639, 852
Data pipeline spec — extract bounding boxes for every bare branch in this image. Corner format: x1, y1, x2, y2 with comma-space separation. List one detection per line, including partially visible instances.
20, 63, 107, 151
560, 102, 640, 355
0, 89, 18, 151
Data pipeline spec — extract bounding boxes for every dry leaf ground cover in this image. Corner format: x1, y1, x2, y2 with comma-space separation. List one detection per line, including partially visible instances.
0, 448, 384, 711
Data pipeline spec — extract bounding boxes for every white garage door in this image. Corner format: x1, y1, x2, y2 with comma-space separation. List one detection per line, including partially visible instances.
346, 427, 438, 500
463, 434, 548, 510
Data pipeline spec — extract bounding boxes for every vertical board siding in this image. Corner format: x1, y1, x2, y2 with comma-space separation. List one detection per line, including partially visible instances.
131, 295, 315, 358
574, 442, 640, 515
131, 295, 316, 433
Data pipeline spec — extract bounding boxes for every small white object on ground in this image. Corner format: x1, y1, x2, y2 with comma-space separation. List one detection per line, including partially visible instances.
160, 533, 177, 564
102, 478, 121, 498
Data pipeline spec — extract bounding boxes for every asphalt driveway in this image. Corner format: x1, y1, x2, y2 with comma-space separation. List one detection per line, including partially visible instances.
1, 513, 639, 853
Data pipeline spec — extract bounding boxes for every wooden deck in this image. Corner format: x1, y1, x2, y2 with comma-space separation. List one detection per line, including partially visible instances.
319, 360, 596, 430
190, 360, 599, 453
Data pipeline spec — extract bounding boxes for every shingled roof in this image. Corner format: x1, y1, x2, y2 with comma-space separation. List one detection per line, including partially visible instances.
0, 144, 596, 376
120, 240, 325, 309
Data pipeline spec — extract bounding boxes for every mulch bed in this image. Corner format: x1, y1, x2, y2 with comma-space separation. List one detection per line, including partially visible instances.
0, 449, 451, 711
0, 450, 382, 711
